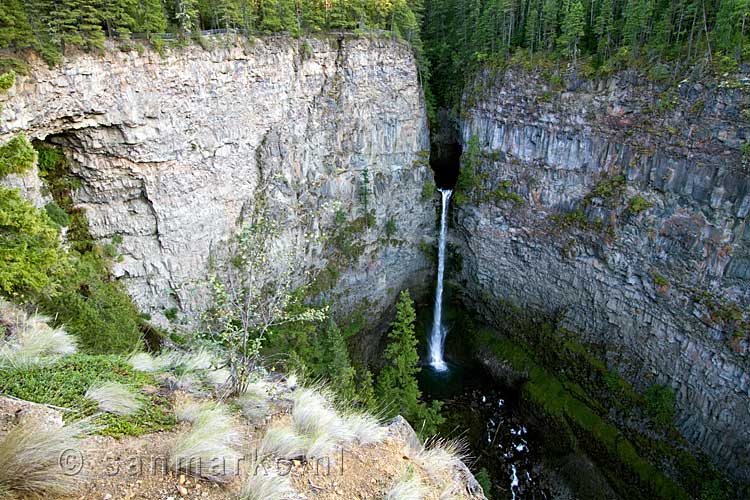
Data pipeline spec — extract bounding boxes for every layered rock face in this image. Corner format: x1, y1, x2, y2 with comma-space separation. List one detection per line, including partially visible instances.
0, 35, 434, 327
454, 69, 750, 478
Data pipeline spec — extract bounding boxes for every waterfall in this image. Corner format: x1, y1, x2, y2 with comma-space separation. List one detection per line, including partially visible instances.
428, 188, 452, 372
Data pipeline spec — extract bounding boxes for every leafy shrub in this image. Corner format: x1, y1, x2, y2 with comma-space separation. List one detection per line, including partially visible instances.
32, 142, 146, 354
0, 187, 67, 298
644, 384, 676, 427
421, 179, 436, 201
385, 217, 397, 237
475, 467, 492, 498
43, 201, 70, 227
652, 273, 670, 288
0, 71, 15, 92
648, 63, 671, 83
0, 134, 36, 179
38, 252, 143, 354
628, 196, 654, 215
0, 353, 175, 437
164, 307, 178, 321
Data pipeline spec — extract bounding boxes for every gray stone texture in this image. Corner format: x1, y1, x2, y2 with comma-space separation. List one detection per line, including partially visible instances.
0, 35, 435, 328
455, 68, 750, 479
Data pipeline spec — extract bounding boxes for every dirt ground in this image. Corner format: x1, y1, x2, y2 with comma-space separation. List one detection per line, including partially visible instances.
1, 392, 483, 500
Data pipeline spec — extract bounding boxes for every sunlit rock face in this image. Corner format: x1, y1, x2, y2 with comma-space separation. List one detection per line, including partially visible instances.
454, 68, 750, 479
0, 35, 435, 329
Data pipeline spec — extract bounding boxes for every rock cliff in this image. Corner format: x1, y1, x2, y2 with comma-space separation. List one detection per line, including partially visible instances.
0, 34, 434, 327
454, 68, 750, 478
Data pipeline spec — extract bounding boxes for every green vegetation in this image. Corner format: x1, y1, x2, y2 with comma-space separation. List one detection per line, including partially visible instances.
43, 201, 70, 228
375, 291, 444, 436
693, 291, 750, 346
385, 217, 398, 238
0, 0, 427, 66
0, 70, 15, 92
644, 384, 677, 427
421, 178, 436, 201
424, 0, 750, 110
0, 134, 36, 179
475, 467, 493, 498
464, 301, 737, 499
455, 135, 524, 207
0, 187, 67, 298
584, 174, 626, 207
471, 326, 689, 499
653, 272, 670, 288
331, 212, 370, 261
0, 353, 175, 437
202, 204, 327, 394
0, 142, 147, 354
628, 195, 655, 215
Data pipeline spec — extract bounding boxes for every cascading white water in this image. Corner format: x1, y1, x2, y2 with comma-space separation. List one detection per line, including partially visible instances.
428, 188, 452, 372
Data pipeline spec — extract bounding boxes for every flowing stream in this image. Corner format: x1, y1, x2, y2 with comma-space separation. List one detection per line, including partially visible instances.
428, 188, 452, 372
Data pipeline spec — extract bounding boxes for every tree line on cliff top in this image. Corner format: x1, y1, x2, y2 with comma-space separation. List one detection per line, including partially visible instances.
0, 0, 425, 64
423, 0, 750, 107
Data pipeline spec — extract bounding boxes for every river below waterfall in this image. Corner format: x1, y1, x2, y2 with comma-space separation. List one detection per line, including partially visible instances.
418, 340, 554, 499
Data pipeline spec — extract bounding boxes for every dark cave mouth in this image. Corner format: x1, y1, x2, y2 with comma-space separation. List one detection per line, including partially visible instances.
430, 140, 461, 189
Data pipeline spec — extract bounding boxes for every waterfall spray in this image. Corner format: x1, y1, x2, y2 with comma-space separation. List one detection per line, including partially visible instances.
428, 189, 452, 372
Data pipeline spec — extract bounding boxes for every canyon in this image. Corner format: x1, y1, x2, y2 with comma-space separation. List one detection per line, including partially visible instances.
1, 34, 749, 490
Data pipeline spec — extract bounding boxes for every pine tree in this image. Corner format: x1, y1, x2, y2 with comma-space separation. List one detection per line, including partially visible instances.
375, 290, 444, 436
0, 0, 36, 49
320, 317, 357, 401
135, 0, 168, 36
558, 0, 585, 63
541, 0, 560, 49
594, 0, 614, 57
525, 4, 540, 52
101, 0, 137, 37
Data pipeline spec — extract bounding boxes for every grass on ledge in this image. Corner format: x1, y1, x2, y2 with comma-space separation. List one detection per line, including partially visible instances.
0, 353, 175, 437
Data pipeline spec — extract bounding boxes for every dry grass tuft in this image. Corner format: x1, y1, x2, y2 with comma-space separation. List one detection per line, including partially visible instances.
85, 381, 144, 416
239, 472, 294, 500
385, 472, 426, 500
0, 418, 91, 497
85, 381, 142, 416
177, 349, 215, 372
259, 426, 305, 460
342, 412, 386, 445
174, 397, 206, 424
292, 388, 351, 436
0, 301, 77, 367
169, 403, 242, 482
416, 438, 469, 479
128, 352, 168, 372
205, 368, 231, 386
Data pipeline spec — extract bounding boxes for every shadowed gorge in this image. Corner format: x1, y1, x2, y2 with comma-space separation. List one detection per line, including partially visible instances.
0, 1, 749, 498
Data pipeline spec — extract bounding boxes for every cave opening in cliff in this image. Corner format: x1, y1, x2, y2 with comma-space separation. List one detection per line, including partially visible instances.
430, 140, 461, 189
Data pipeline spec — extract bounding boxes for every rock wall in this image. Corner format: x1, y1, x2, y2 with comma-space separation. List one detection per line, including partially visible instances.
0, 34, 435, 328
454, 68, 750, 479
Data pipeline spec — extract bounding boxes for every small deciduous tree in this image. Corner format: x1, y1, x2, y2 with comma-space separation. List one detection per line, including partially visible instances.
204, 202, 326, 395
